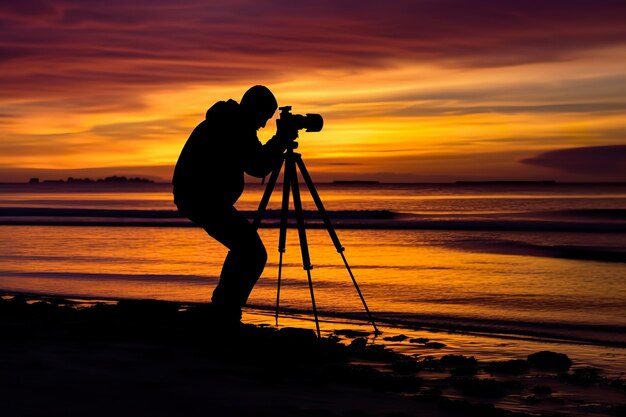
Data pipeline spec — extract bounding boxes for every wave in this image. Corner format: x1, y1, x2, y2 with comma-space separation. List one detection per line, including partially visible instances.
526, 208, 626, 220
0, 207, 183, 218
449, 239, 626, 263
1, 207, 625, 232
0, 207, 395, 220
2, 270, 218, 284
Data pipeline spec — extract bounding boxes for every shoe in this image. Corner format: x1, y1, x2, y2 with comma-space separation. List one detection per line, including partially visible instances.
211, 302, 242, 328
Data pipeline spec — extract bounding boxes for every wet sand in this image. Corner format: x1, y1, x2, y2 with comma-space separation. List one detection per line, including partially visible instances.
1, 293, 624, 417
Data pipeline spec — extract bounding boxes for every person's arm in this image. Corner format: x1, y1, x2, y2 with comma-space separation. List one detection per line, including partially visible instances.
242, 129, 297, 178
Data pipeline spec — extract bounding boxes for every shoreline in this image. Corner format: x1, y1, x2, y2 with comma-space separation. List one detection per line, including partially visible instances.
2, 292, 625, 417
3, 288, 625, 349
2, 219, 626, 234
0, 289, 626, 352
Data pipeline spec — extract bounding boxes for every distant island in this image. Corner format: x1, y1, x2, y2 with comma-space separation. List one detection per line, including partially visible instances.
455, 180, 557, 185
332, 180, 380, 185
28, 176, 155, 184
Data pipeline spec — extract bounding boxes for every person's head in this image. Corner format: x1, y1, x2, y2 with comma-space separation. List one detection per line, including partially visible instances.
240, 85, 278, 130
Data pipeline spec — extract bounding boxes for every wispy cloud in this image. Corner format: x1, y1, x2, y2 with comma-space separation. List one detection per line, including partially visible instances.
2, 0, 626, 102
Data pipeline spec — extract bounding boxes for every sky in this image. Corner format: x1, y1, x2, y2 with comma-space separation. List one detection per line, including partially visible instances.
1, 0, 626, 183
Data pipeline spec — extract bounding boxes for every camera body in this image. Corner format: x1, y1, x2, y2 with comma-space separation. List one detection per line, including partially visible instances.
278, 106, 323, 133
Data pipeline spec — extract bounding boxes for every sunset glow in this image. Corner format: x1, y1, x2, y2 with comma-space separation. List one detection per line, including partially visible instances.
2, 1, 626, 182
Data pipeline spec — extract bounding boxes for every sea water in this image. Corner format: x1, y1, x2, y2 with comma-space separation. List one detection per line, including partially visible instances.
1, 182, 625, 372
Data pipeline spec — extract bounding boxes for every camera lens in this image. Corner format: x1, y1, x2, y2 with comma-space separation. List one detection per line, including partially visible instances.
304, 114, 323, 132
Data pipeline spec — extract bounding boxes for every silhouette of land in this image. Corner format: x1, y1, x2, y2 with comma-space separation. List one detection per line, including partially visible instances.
27, 176, 155, 184
455, 180, 557, 185
332, 180, 380, 184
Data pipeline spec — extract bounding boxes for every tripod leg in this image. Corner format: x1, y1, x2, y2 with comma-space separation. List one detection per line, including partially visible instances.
295, 157, 342, 250
276, 252, 283, 326
296, 156, 380, 334
338, 251, 380, 334
289, 160, 321, 338
275, 158, 292, 326
253, 158, 284, 229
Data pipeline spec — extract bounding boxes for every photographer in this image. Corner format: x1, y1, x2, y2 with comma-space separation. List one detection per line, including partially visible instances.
172, 85, 296, 325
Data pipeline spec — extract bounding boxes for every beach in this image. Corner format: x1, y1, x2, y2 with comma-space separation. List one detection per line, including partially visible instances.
0, 294, 461, 417
2, 293, 625, 417
1, 182, 625, 416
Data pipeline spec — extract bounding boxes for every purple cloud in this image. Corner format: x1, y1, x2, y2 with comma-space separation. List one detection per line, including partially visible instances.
1, 0, 625, 103
521, 145, 626, 176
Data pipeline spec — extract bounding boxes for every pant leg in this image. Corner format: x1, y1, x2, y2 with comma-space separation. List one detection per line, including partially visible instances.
180, 204, 267, 309
214, 240, 267, 308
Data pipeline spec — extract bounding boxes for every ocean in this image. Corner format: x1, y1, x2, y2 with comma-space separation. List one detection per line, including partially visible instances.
1, 181, 625, 373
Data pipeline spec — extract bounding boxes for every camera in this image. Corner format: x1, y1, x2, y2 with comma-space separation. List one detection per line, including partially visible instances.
278, 106, 323, 133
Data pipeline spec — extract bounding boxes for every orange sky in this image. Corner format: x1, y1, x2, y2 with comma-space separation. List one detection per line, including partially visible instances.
1, 1, 626, 182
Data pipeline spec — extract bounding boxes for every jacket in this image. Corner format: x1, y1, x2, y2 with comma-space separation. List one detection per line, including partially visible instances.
172, 99, 284, 209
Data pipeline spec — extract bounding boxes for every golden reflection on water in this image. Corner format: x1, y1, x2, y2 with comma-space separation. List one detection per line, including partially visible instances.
1, 225, 624, 328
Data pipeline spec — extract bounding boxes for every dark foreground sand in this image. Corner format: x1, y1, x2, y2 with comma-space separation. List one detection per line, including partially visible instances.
1, 294, 624, 417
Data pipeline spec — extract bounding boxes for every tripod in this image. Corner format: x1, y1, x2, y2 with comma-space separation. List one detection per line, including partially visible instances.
252, 145, 379, 337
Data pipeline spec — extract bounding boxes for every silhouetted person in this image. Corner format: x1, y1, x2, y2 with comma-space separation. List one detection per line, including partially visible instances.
173, 85, 296, 324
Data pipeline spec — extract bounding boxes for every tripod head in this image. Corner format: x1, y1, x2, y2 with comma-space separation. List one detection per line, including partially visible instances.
285, 140, 299, 151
